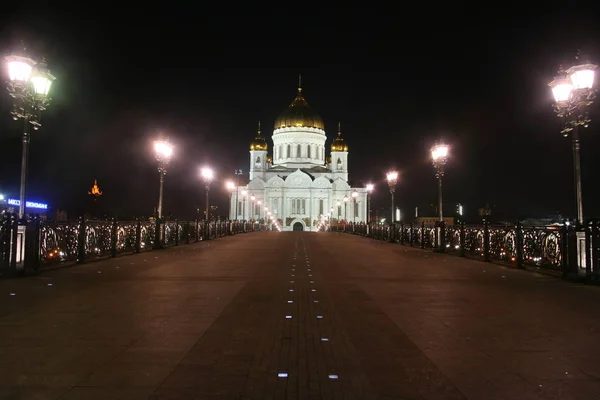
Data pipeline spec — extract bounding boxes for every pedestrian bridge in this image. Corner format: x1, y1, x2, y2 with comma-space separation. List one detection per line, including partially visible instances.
0, 231, 599, 399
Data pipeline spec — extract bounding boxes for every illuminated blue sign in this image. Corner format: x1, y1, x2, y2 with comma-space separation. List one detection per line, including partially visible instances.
7, 199, 48, 210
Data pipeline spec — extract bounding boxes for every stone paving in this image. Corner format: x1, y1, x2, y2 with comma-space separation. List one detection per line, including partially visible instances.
0, 232, 599, 399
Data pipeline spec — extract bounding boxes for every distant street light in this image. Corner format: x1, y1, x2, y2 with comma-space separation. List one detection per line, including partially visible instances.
431, 144, 449, 221
366, 183, 374, 224
154, 139, 173, 219
201, 167, 214, 220
549, 54, 597, 225
225, 181, 235, 220
5, 45, 56, 218
386, 171, 398, 223
351, 190, 358, 223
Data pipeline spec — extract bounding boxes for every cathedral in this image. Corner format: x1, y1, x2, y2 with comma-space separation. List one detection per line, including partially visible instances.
229, 83, 367, 231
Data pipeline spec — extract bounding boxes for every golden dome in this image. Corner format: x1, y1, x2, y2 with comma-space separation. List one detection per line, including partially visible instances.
250, 121, 268, 151
266, 156, 272, 164
274, 87, 324, 130
331, 122, 348, 152
326, 155, 332, 164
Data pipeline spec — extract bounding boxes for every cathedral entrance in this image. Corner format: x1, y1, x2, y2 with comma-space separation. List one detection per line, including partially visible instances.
293, 222, 304, 231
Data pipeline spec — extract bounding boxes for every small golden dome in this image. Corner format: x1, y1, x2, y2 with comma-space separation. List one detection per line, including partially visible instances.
250, 121, 268, 151
330, 122, 348, 152
266, 156, 272, 164
274, 86, 324, 130
326, 155, 332, 164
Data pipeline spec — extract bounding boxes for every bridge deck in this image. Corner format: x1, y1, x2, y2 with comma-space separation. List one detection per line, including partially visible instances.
0, 232, 599, 399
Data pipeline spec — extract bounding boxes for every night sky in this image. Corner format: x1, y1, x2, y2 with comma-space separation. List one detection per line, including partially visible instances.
1, 7, 600, 221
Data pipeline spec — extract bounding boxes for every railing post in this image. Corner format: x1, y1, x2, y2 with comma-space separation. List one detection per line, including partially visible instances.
459, 221, 466, 257
483, 219, 490, 262
175, 220, 179, 246
135, 220, 142, 253
77, 216, 86, 264
563, 223, 579, 279
111, 218, 118, 258
409, 222, 414, 246
420, 222, 425, 249
515, 221, 523, 268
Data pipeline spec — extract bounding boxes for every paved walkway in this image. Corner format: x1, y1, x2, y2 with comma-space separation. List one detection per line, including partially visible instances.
0, 232, 599, 399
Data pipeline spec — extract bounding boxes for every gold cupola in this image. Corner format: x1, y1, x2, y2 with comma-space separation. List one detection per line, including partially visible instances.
274, 77, 324, 130
331, 122, 348, 152
249, 121, 268, 151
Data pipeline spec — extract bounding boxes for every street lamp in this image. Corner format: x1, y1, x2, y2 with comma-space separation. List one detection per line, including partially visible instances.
201, 167, 214, 220
225, 181, 235, 220
386, 171, 398, 223
351, 190, 358, 223
241, 190, 248, 220
5, 47, 56, 218
549, 55, 597, 225
343, 195, 349, 221
366, 183, 374, 224
431, 144, 449, 221
153, 139, 173, 219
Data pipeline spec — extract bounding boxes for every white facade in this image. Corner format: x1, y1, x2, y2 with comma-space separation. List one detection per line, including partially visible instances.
230, 88, 367, 231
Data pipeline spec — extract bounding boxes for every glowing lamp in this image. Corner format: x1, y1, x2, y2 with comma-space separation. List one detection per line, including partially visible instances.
30, 69, 55, 96
549, 76, 573, 103
225, 181, 235, 191
366, 183, 374, 193
351, 191, 358, 199
431, 144, 449, 161
154, 140, 174, 162
201, 167, 214, 183
5, 55, 35, 83
567, 63, 596, 90
386, 171, 398, 183
343, 195, 349, 203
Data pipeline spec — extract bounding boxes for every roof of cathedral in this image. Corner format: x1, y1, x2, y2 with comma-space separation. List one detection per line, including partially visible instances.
274, 85, 324, 130
249, 121, 268, 151
331, 122, 348, 152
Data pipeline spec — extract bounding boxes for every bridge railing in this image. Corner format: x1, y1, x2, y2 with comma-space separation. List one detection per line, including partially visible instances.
337, 220, 600, 280
0, 216, 264, 276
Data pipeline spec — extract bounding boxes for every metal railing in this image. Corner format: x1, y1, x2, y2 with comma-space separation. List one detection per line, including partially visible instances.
334, 220, 600, 281
0, 215, 266, 276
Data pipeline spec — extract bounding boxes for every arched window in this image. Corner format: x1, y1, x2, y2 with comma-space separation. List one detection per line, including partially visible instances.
255, 156, 261, 165
287, 145, 291, 158
279, 145, 283, 159
337, 158, 342, 170
307, 145, 311, 159
297, 144, 301, 157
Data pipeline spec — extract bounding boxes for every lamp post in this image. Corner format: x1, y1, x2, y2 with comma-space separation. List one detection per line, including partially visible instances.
351, 190, 358, 223
201, 167, 214, 220
431, 144, 449, 221
153, 139, 174, 219
549, 55, 597, 225
234, 169, 243, 220
343, 195, 349, 221
386, 171, 398, 223
226, 181, 235, 220
241, 190, 248, 220
366, 183, 374, 224
257, 200, 262, 222
250, 195, 256, 221
5, 47, 56, 218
